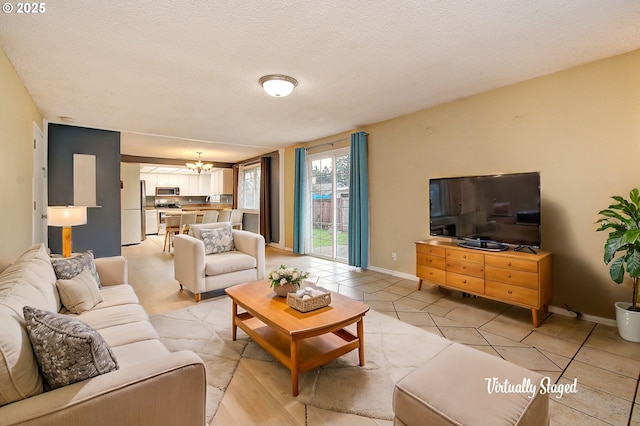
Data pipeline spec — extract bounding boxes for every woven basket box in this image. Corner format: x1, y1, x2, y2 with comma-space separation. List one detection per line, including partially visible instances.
287, 288, 331, 312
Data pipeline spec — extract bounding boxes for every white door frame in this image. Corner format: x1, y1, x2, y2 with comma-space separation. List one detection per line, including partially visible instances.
32, 121, 47, 245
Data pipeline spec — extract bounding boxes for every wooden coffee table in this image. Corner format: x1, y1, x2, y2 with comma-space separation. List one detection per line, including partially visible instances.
225, 280, 370, 396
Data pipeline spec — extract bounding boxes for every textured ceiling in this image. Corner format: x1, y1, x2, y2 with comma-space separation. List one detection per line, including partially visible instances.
1, 1, 640, 163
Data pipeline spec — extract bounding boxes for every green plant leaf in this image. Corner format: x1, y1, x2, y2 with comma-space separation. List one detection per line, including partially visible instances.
626, 251, 640, 277
621, 229, 640, 245
630, 189, 640, 206
604, 236, 623, 264
609, 257, 625, 284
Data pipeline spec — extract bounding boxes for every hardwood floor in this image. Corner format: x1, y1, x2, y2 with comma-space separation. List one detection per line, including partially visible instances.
123, 235, 640, 426
124, 236, 389, 425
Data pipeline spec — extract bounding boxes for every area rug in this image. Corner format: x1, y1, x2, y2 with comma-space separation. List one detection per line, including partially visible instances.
150, 296, 453, 422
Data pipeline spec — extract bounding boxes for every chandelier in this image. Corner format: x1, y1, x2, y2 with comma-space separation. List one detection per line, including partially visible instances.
259, 74, 298, 97
186, 152, 213, 174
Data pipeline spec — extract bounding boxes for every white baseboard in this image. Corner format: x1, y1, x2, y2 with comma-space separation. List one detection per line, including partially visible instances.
367, 265, 418, 281
547, 305, 616, 327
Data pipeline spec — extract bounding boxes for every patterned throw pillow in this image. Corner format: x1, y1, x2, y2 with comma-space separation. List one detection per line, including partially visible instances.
51, 251, 102, 288
198, 226, 235, 255
56, 268, 103, 314
23, 306, 118, 389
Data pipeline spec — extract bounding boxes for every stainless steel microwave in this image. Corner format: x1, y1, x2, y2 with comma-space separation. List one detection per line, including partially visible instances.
155, 187, 180, 196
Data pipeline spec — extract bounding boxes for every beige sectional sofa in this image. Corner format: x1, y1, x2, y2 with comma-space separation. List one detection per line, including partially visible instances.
0, 244, 206, 426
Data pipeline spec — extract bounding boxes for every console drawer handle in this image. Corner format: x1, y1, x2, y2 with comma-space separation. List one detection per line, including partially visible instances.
463, 280, 467, 283
507, 274, 512, 278
508, 290, 513, 294
507, 262, 512, 266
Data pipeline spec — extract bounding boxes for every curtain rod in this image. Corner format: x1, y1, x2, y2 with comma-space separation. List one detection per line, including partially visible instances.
307, 137, 348, 151
306, 132, 368, 151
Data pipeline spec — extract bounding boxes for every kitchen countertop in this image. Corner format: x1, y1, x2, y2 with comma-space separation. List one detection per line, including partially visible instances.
180, 204, 232, 211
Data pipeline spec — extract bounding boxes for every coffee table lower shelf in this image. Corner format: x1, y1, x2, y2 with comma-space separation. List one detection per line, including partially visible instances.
233, 312, 363, 396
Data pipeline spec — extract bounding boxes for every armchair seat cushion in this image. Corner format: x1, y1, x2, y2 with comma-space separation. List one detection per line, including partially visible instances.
205, 251, 257, 276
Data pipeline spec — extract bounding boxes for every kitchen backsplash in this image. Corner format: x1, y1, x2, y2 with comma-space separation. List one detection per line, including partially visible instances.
145, 194, 233, 207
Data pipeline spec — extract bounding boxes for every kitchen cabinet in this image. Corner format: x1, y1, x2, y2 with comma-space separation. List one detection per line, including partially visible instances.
179, 175, 190, 195
211, 169, 233, 195
140, 173, 156, 196
141, 171, 215, 196
199, 173, 211, 195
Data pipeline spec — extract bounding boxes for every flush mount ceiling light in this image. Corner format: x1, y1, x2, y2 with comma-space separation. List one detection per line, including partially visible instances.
259, 74, 298, 97
186, 152, 213, 174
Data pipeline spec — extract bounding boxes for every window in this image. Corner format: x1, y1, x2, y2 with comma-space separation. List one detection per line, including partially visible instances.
240, 165, 261, 210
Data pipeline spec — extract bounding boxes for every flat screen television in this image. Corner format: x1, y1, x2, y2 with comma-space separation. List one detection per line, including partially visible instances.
429, 172, 541, 251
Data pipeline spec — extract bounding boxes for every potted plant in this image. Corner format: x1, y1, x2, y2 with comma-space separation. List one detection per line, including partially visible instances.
596, 188, 640, 342
268, 265, 309, 297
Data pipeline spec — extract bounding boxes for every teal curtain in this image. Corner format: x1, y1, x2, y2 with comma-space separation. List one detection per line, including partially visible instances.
293, 148, 307, 254
348, 132, 369, 267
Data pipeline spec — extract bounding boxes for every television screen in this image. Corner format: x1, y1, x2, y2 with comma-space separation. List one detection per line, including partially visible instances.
429, 172, 541, 249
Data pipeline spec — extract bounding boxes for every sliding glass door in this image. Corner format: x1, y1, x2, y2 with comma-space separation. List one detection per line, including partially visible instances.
308, 148, 350, 261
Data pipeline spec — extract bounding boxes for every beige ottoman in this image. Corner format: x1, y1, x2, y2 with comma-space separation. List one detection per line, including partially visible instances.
393, 343, 549, 425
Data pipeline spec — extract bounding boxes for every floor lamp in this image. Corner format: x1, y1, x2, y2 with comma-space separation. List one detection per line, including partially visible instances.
48, 206, 87, 257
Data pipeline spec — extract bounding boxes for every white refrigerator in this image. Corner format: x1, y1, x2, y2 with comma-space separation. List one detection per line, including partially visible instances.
121, 163, 142, 245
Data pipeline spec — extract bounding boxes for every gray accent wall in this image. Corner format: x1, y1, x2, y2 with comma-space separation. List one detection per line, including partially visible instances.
48, 124, 121, 258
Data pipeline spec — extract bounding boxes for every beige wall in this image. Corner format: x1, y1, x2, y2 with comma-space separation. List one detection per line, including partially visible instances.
285, 49, 640, 319
0, 49, 42, 270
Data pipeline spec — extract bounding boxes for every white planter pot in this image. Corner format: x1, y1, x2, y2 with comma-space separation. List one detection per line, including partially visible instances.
615, 302, 640, 343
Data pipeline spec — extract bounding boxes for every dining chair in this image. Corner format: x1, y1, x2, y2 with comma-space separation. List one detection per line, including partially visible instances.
217, 209, 231, 222
202, 210, 219, 223
229, 209, 244, 229
180, 213, 198, 232
163, 216, 181, 252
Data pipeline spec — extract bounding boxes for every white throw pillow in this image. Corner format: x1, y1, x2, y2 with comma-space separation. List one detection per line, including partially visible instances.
56, 268, 103, 314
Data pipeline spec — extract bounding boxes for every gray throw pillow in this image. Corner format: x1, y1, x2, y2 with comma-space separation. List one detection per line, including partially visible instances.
51, 251, 102, 287
198, 225, 235, 255
23, 306, 118, 389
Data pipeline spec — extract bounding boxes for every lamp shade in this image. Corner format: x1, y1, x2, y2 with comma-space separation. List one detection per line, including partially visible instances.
259, 74, 298, 97
48, 206, 87, 227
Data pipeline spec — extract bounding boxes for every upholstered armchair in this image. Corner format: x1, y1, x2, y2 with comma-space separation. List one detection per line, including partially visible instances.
173, 222, 265, 301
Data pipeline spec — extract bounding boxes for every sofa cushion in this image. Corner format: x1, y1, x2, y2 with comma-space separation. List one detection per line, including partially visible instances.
205, 251, 257, 276
198, 226, 235, 255
91, 284, 139, 309
74, 303, 149, 331
56, 268, 103, 314
97, 320, 160, 348
0, 244, 60, 316
23, 306, 118, 390
0, 313, 43, 407
51, 251, 102, 288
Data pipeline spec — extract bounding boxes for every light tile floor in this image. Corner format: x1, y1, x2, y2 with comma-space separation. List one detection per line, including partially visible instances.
124, 237, 640, 425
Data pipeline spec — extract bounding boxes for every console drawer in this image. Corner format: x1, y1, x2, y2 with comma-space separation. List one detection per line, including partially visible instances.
485, 281, 539, 307
446, 248, 483, 264
485, 256, 538, 273
446, 272, 484, 294
446, 259, 484, 278
417, 266, 446, 285
485, 266, 538, 289
418, 254, 446, 270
